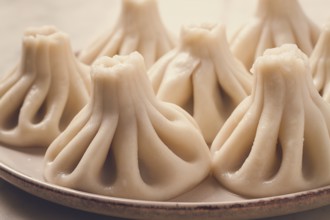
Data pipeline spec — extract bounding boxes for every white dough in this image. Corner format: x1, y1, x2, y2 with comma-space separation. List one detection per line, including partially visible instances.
230, 0, 319, 70
211, 44, 330, 198
0, 26, 90, 148
78, 0, 174, 68
310, 22, 330, 102
149, 23, 252, 145
44, 52, 211, 201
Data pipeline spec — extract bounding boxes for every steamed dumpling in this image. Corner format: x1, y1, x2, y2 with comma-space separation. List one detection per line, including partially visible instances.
230, 0, 319, 70
211, 44, 330, 198
78, 0, 174, 68
310, 23, 330, 102
0, 26, 90, 148
44, 52, 211, 201
149, 23, 252, 145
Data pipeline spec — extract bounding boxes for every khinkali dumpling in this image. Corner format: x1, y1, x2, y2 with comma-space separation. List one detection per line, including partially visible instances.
0, 26, 90, 148
310, 23, 330, 102
149, 23, 252, 145
211, 44, 330, 198
230, 0, 319, 70
44, 52, 211, 201
78, 0, 174, 68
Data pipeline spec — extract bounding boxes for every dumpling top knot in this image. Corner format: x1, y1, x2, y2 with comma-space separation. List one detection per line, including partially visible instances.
252, 44, 309, 78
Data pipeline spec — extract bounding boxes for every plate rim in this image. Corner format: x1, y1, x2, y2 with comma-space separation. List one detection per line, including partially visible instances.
2, 162, 330, 220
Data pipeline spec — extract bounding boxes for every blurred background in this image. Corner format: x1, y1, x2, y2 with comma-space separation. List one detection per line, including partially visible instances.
0, 0, 328, 73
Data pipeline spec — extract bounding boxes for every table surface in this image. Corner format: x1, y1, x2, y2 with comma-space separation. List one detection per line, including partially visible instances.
1, 0, 330, 219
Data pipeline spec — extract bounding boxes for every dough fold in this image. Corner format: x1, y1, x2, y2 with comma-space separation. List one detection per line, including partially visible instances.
211, 44, 330, 197
78, 0, 174, 68
44, 52, 211, 201
0, 26, 90, 147
230, 0, 319, 70
149, 23, 252, 145
310, 23, 330, 102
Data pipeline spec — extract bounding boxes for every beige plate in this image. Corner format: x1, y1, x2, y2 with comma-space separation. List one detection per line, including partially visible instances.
1, 145, 330, 220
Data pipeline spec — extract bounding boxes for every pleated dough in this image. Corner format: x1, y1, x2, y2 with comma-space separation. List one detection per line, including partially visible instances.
44, 52, 211, 201
0, 26, 90, 148
78, 0, 174, 68
230, 0, 319, 70
211, 44, 330, 198
310, 23, 330, 102
149, 23, 252, 145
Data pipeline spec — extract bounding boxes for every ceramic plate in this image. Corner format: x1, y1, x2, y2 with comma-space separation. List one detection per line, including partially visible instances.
1, 145, 330, 220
